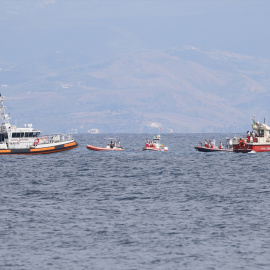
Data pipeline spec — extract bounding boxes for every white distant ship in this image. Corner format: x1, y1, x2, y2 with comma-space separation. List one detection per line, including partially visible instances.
0, 93, 78, 155
88, 129, 99, 134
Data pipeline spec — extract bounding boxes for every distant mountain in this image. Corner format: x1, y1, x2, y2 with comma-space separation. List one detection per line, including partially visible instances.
1, 46, 270, 133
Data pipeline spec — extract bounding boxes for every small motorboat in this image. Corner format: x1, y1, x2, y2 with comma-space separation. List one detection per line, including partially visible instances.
143, 135, 168, 151
0, 93, 78, 155
195, 138, 233, 152
194, 146, 233, 152
86, 138, 123, 151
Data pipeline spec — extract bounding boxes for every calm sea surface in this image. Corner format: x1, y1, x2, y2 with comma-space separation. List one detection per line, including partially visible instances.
1, 133, 270, 270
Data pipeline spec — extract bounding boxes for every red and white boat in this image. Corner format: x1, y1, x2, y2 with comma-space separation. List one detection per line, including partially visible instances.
86, 138, 123, 151
195, 138, 233, 152
233, 116, 270, 153
143, 135, 168, 151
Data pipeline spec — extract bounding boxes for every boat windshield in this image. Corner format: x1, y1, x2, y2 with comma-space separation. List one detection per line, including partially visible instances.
11, 132, 40, 138
105, 138, 116, 143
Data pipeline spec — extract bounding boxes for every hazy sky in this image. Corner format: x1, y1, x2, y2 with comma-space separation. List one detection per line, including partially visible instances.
1, 0, 270, 132
1, 0, 270, 64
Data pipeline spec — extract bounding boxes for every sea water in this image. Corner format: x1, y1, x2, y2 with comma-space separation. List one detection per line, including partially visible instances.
1, 133, 270, 270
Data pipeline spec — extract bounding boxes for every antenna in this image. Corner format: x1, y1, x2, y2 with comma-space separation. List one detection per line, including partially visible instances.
248, 101, 251, 123
0, 95, 10, 124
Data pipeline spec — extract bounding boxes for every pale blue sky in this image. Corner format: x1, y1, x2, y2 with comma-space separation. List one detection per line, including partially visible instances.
1, 0, 270, 63
1, 0, 270, 132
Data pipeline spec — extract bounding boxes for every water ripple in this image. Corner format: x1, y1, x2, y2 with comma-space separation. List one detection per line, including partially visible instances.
1, 134, 270, 269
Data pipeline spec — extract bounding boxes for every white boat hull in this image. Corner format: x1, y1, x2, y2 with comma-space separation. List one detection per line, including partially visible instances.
0, 141, 78, 155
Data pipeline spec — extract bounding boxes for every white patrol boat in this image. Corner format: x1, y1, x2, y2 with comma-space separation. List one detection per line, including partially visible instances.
0, 93, 78, 155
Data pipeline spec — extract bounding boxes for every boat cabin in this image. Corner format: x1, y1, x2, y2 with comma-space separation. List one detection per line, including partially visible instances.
234, 116, 270, 145
249, 117, 270, 143
0, 94, 41, 149
0, 123, 41, 149
152, 135, 162, 147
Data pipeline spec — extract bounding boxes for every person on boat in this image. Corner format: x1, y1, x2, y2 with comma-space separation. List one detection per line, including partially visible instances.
246, 131, 249, 142
247, 131, 251, 142
209, 140, 212, 148
145, 138, 149, 147
251, 131, 256, 141
219, 142, 223, 149
110, 141, 114, 148
116, 141, 120, 148
238, 138, 246, 147
204, 139, 208, 147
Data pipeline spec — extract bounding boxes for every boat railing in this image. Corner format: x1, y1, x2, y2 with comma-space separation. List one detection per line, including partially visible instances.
38, 134, 73, 144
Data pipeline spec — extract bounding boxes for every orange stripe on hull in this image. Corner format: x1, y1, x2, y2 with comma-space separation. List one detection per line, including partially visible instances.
0, 150, 11, 154
30, 147, 55, 152
28, 146, 78, 155
0, 143, 78, 155
64, 142, 77, 148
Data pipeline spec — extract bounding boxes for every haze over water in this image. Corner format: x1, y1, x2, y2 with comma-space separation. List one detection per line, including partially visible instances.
1, 134, 270, 269
1, 1, 270, 133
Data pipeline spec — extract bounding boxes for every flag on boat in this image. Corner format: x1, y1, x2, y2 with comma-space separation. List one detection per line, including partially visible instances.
252, 119, 259, 126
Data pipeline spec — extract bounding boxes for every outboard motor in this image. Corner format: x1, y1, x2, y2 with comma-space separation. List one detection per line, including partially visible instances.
226, 138, 233, 149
